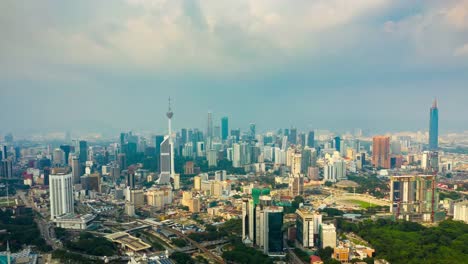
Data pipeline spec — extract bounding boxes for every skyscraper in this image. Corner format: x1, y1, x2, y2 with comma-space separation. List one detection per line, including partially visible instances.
289, 128, 297, 145
334, 136, 341, 152
154, 135, 164, 172
207, 112, 213, 138
249, 123, 256, 139
242, 199, 255, 244
261, 206, 284, 255
429, 99, 439, 150
52, 148, 65, 166
78, 140, 87, 163
1, 159, 13, 179
221, 117, 229, 141
49, 172, 74, 219
372, 136, 390, 169
59, 145, 71, 165
157, 99, 175, 185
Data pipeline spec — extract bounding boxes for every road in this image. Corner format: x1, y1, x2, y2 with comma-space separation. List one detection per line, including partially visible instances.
284, 238, 305, 264
137, 219, 225, 264
17, 191, 59, 250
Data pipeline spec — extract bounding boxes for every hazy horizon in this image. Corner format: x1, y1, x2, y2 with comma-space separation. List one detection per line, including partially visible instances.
2, 1, 468, 135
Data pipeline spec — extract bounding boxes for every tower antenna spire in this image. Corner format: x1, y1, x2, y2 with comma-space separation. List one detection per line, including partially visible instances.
433, 97, 437, 108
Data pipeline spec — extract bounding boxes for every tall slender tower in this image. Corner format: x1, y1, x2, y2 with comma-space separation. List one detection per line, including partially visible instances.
167, 98, 175, 179
207, 112, 213, 138
429, 99, 439, 150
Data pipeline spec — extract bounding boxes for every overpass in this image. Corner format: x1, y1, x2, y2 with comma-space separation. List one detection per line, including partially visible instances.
137, 219, 225, 264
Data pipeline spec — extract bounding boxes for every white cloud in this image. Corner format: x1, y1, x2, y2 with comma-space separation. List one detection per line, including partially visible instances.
0, 0, 467, 78
454, 43, 468, 56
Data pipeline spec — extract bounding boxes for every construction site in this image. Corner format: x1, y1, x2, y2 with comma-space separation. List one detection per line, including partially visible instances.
390, 175, 445, 223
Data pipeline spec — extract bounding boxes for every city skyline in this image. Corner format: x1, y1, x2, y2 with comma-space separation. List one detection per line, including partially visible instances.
1, 1, 468, 134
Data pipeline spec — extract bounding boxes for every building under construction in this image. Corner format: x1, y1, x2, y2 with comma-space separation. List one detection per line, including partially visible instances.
390, 175, 442, 223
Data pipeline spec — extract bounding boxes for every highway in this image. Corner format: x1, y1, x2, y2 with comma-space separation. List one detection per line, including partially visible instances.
137, 219, 225, 264
17, 191, 60, 250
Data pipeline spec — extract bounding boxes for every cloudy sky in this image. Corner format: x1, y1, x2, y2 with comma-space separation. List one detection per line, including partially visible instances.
1, 0, 468, 135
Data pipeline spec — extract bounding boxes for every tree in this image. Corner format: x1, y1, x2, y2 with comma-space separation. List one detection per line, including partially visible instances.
325, 181, 333, 187
317, 247, 334, 262
170, 252, 194, 264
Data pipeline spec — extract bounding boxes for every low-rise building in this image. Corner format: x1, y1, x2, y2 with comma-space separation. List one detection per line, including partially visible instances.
55, 213, 96, 230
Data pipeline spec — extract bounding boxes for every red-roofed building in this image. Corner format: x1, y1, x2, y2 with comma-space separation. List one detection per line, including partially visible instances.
310, 255, 323, 264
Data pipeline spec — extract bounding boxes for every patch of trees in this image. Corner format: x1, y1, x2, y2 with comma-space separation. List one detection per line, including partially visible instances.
65, 232, 117, 256
0, 208, 52, 252
347, 174, 389, 198
222, 238, 273, 264
52, 249, 102, 264
337, 219, 468, 264
170, 252, 194, 264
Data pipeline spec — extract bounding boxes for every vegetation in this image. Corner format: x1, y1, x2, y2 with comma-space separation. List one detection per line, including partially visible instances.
172, 238, 188, 248
338, 219, 468, 264
284, 196, 304, 214
346, 199, 378, 209
293, 248, 310, 262
52, 249, 103, 264
0, 208, 52, 252
188, 219, 242, 242
170, 252, 194, 264
314, 247, 343, 264
222, 238, 273, 264
320, 208, 345, 217
439, 191, 462, 201
65, 232, 117, 256
346, 174, 389, 199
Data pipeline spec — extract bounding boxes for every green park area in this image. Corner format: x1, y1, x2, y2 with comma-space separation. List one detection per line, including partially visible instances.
346, 199, 379, 209
0, 198, 16, 206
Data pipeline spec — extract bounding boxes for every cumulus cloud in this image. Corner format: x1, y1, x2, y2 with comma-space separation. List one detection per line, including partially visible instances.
0, 0, 467, 77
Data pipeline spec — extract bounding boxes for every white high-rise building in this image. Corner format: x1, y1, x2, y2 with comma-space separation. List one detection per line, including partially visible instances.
233, 143, 241, 168
320, 223, 337, 249
324, 163, 336, 182
53, 148, 65, 166
453, 201, 468, 224
334, 160, 347, 180
49, 173, 74, 219
296, 209, 323, 248
208, 150, 218, 167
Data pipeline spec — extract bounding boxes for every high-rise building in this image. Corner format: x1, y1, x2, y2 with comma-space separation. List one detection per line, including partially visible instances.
207, 112, 213, 138
372, 136, 390, 169
71, 156, 81, 184
53, 148, 65, 166
289, 128, 297, 145
154, 135, 164, 172
453, 201, 468, 224
390, 175, 439, 222
180, 128, 188, 145
1, 159, 13, 179
320, 223, 337, 249
296, 209, 322, 248
429, 99, 439, 150
242, 199, 256, 244
1, 145, 8, 160
261, 206, 284, 255
159, 136, 171, 175
59, 145, 71, 165
194, 175, 202, 190
307, 131, 315, 148
78, 140, 87, 163
49, 172, 74, 219
221, 117, 229, 141
231, 129, 240, 142
249, 123, 256, 139
334, 136, 341, 152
